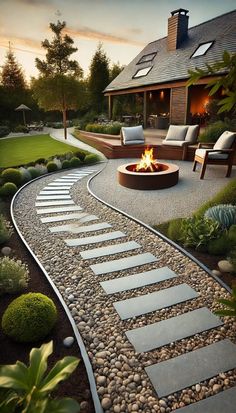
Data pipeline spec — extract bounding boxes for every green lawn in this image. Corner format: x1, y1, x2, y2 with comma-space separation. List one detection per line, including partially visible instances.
0, 134, 79, 167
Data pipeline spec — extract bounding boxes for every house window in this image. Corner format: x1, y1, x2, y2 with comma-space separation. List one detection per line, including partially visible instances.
137, 52, 157, 64
133, 66, 152, 78
191, 41, 214, 58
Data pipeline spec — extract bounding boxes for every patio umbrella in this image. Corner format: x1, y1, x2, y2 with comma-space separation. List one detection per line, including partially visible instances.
15, 104, 31, 126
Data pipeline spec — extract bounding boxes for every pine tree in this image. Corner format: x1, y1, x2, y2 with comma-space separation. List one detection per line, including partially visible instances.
88, 43, 110, 114
1, 49, 26, 89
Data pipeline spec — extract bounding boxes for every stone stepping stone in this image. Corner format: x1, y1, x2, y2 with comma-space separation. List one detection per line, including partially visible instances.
43, 186, 72, 190
55, 178, 79, 181
49, 222, 112, 234
113, 283, 198, 320
35, 200, 74, 207
172, 386, 236, 413
65, 230, 126, 246
48, 183, 73, 187
100, 266, 177, 295
54, 180, 78, 184
125, 307, 222, 353
37, 195, 71, 200
36, 206, 83, 214
80, 240, 141, 260
90, 252, 158, 275
145, 339, 236, 398
39, 190, 70, 195
41, 212, 90, 223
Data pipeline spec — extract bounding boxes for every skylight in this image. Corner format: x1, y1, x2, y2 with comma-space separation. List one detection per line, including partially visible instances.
138, 52, 157, 64
191, 41, 214, 58
133, 66, 152, 78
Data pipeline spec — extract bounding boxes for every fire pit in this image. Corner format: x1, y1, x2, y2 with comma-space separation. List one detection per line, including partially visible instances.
117, 148, 179, 190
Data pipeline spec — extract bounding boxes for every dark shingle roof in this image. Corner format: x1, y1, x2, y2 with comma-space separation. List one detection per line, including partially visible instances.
105, 10, 236, 93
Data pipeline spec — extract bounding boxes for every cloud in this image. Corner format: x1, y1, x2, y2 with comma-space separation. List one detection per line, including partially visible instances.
65, 26, 145, 46
0, 35, 44, 55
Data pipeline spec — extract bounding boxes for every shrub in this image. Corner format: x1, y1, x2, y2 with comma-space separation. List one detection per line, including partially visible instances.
34, 163, 48, 175
228, 225, 236, 245
53, 157, 62, 169
199, 120, 233, 143
0, 182, 18, 197
13, 124, 29, 133
27, 166, 41, 179
167, 218, 184, 242
84, 153, 99, 164
0, 215, 12, 244
228, 248, 236, 272
2, 292, 57, 342
1, 168, 22, 186
46, 161, 58, 173
75, 150, 86, 161
85, 121, 122, 135
180, 216, 222, 251
65, 151, 74, 160
215, 286, 236, 317
35, 157, 46, 164
19, 166, 31, 183
62, 159, 71, 169
70, 157, 82, 168
204, 204, 236, 229
207, 233, 231, 255
0, 257, 29, 295
0, 125, 10, 138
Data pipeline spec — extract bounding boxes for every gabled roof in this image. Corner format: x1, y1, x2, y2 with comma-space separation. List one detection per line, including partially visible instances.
105, 10, 236, 93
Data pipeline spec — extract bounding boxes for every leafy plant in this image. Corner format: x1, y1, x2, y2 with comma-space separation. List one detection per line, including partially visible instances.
0, 215, 13, 245
207, 233, 231, 255
70, 157, 81, 168
167, 217, 184, 242
215, 287, 236, 317
0, 257, 29, 295
1, 168, 22, 186
0, 340, 80, 413
0, 126, 10, 138
198, 120, 233, 143
2, 293, 57, 342
0, 182, 18, 197
180, 216, 222, 250
204, 204, 236, 229
61, 160, 70, 169
228, 225, 236, 245
228, 247, 236, 272
46, 162, 58, 173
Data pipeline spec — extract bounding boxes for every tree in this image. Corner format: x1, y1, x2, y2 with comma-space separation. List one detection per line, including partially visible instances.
1, 49, 27, 90
187, 51, 236, 114
33, 20, 83, 139
109, 62, 124, 82
88, 43, 110, 114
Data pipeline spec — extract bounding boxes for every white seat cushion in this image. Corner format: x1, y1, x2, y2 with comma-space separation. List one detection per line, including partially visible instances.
165, 125, 188, 141
195, 148, 229, 160
162, 140, 187, 147
213, 131, 236, 150
185, 125, 199, 143
121, 126, 145, 145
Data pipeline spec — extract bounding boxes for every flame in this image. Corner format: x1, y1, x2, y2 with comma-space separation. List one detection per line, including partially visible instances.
135, 147, 159, 172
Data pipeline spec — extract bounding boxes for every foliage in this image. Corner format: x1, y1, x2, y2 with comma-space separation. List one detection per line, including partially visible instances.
19, 167, 31, 183
74, 150, 86, 161
27, 166, 41, 179
0, 182, 18, 197
88, 43, 110, 113
215, 287, 236, 317
76, 110, 98, 130
84, 153, 99, 164
153, 221, 169, 237
0, 126, 10, 138
180, 216, 222, 251
61, 160, 70, 169
1, 50, 26, 90
46, 162, 58, 173
0, 340, 80, 413
228, 248, 236, 272
207, 233, 231, 255
0, 215, 12, 245
85, 121, 123, 135
0, 257, 29, 295
2, 292, 57, 342
204, 204, 236, 229
34, 163, 48, 176
109, 62, 124, 82
228, 225, 236, 245
65, 151, 74, 160
70, 157, 82, 168
13, 124, 29, 133
198, 120, 234, 143
1, 168, 22, 186
52, 157, 62, 169
167, 218, 184, 242
188, 51, 236, 114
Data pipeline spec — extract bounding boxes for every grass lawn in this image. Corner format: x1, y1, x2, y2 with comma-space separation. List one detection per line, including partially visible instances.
0, 134, 79, 167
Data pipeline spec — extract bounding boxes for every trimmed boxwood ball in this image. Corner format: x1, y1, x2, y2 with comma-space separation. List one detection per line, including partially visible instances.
2, 292, 57, 342
62, 160, 70, 169
84, 153, 99, 164
27, 166, 41, 179
70, 157, 82, 167
46, 161, 58, 172
1, 168, 22, 186
0, 182, 18, 197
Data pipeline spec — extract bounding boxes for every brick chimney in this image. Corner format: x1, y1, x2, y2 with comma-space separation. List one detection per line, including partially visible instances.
167, 8, 189, 51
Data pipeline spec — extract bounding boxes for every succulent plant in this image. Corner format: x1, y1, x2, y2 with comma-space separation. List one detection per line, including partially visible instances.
180, 216, 222, 250
204, 204, 236, 229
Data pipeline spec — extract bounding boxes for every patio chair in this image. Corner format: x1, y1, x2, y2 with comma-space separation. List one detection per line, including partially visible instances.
121, 125, 145, 145
162, 124, 199, 160
192, 130, 236, 179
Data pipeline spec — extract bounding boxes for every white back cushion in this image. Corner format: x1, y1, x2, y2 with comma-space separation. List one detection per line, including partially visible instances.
185, 125, 199, 143
214, 131, 236, 150
165, 125, 188, 141
121, 126, 145, 145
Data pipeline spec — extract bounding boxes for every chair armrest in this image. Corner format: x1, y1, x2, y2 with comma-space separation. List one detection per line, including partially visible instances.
197, 142, 214, 148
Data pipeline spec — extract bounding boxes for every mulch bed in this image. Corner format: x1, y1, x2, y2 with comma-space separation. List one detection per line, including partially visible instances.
0, 199, 95, 412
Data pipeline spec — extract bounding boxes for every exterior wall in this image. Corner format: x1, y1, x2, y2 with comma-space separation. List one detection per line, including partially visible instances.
170, 87, 188, 124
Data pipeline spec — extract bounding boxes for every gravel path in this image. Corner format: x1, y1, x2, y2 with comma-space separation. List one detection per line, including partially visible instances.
12, 165, 236, 413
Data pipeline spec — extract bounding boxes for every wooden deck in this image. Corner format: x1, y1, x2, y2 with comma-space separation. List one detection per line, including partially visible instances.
75, 129, 197, 161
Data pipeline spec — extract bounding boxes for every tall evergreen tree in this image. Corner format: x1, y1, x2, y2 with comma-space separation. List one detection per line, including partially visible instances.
33, 20, 83, 139
1, 49, 26, 89
88, 43, 110, 114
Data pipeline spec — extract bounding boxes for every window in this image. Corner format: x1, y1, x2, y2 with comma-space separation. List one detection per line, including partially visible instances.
191, 41, 214, 58
137, 52, 157, 64
133, 66, 152, 78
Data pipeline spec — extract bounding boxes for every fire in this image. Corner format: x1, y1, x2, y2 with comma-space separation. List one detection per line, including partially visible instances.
135, 147, 160, 172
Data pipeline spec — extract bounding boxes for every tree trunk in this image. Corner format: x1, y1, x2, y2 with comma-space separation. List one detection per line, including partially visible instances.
62, 108, 67, 140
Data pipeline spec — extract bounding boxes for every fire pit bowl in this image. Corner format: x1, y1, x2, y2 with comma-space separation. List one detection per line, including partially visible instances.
117, 162, 179, 190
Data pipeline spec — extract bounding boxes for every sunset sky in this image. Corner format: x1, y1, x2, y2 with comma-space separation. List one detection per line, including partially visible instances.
0, 0, 235, 82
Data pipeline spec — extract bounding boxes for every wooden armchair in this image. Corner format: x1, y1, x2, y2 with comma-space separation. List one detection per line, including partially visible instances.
193, 131, 236, 179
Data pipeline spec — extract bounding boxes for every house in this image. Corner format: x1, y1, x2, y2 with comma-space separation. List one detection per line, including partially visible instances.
104, 8, 236, 128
